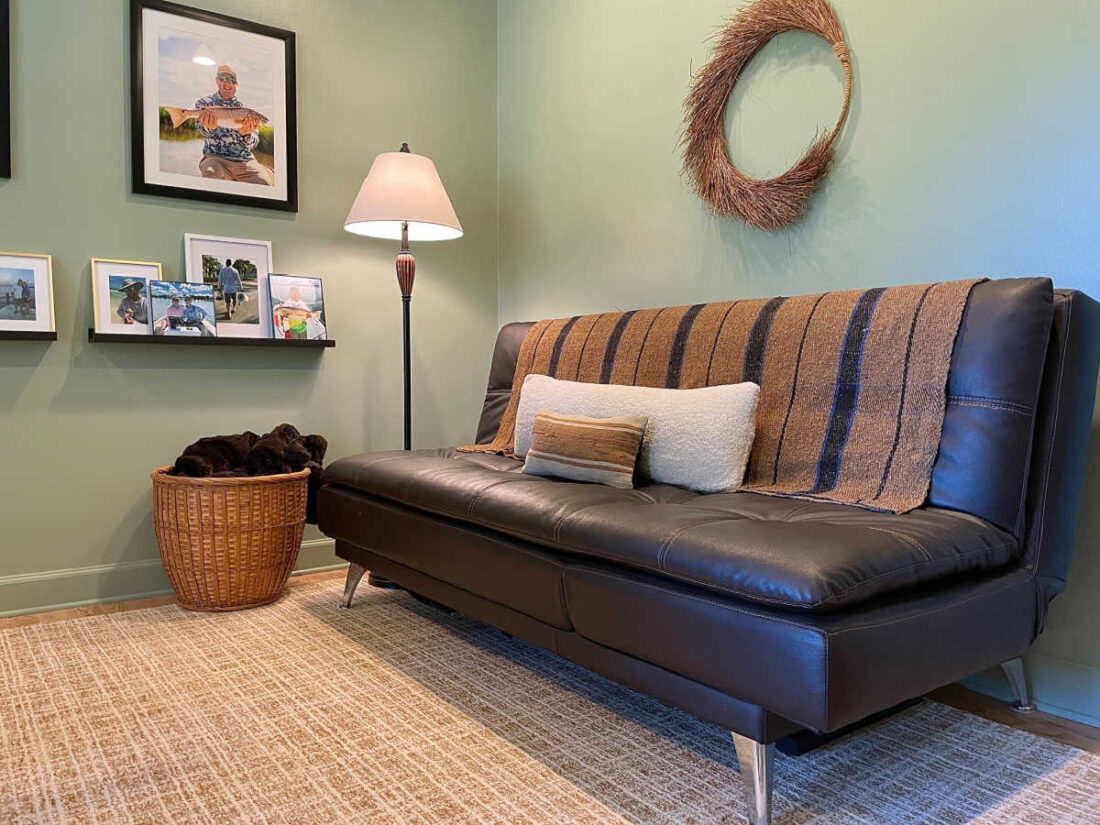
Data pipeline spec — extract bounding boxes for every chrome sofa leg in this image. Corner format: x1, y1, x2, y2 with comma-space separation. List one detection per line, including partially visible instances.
731, 732, 774, 825
339, 563, 367, 609
1001, 657, 1036, 712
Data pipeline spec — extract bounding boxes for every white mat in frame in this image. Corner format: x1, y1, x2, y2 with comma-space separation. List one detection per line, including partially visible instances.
184, 233, 273, 338
90, 258, 163, 335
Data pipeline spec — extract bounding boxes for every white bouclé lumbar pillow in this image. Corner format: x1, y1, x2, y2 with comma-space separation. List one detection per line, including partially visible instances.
514, 375, 760, 493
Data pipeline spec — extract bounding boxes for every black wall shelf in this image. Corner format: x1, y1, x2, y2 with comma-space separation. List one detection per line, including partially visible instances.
0, 330, 57, 341
88, 329, 335, 348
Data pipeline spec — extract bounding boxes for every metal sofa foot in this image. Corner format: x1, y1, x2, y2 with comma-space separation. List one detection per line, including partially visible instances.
1001, 657, 1036, 712
339, 563, 367, 609
731, 732, 774, 825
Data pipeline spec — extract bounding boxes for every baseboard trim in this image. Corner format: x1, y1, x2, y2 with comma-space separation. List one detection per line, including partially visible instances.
0, 557, 164, 586
0, 538, 339, 618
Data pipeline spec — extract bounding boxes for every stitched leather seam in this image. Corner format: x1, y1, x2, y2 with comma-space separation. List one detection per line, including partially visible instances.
552, 495, 650, 543
464, 478, 529, 517
947, 394, 1033, 414
344, 454, 408, 489
402, 454, 512, 502
402, 476, 416, 502
655, 519, 742, 572
780, 502, 820, 522
827, 574, 1032, 636
858, 526, 934, 563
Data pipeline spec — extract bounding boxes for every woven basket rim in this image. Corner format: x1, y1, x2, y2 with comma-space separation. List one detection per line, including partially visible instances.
151, 465, 311, 484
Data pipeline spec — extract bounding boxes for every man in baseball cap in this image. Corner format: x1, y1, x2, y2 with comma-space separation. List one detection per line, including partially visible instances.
194, 64, 274, 186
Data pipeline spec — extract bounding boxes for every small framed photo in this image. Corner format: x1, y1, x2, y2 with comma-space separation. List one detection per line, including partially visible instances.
184, 233, 272, 338
91, 258, 163, 335
130, 0, 297, 211
0, 252, 54, 333
150, 280, 217, 337
268, 274, 327, 340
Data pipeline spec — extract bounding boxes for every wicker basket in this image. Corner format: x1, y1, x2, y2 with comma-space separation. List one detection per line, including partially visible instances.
151, 466, 310, 611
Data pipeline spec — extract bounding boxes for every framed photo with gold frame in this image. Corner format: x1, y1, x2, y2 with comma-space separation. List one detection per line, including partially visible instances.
91, 258, 164, 335
0, 252, 54, 334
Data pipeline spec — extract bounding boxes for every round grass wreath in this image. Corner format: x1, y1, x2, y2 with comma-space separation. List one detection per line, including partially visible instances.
683, 0, 853, 231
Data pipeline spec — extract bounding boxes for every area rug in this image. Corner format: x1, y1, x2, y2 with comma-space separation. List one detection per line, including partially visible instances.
2, 579, 1098, 824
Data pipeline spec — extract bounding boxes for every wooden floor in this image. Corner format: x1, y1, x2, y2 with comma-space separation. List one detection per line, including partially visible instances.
929, 683, 1100, 754
0, 568, 347, 630
4, 567, 1099, 755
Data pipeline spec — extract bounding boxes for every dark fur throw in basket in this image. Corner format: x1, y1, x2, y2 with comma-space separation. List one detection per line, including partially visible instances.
170, 423, 328, 523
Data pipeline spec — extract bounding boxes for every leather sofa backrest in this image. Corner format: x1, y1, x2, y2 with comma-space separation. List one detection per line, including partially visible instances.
477, 281, 1095, 544
476, 321, 536, 444
1020, 289, 1100, 606
927, 278, 1053, 534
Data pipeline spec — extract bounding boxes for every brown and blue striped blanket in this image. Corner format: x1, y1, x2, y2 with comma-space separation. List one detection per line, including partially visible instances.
463, 279, 981, 513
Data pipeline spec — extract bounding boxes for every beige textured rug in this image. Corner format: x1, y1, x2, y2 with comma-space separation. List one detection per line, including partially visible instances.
3, 580, 1099, 824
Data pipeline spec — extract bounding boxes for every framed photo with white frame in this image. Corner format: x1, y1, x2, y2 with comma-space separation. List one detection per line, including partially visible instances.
0, 252, 54, 333
184, 233, 273, 338
130, 0, 297, 211
91, 258, 163, 335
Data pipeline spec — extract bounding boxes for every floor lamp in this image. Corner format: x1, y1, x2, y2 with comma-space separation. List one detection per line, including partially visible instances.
343, 143, 463, 451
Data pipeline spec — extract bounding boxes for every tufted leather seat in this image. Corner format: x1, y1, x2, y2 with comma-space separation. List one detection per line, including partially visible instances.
324, 448, 1019, 612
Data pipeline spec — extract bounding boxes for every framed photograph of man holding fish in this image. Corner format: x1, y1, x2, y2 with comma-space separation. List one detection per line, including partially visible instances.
130, 0, 297, 212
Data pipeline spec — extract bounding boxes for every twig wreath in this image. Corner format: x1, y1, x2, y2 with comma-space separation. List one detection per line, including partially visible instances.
683, 0, 853, 231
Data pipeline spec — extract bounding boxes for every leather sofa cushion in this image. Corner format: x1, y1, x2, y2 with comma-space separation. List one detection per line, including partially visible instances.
324, 449, 1020, 612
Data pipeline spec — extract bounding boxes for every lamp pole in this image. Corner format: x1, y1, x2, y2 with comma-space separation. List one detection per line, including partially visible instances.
397, 224, 414, 451
395, 144, 416, 451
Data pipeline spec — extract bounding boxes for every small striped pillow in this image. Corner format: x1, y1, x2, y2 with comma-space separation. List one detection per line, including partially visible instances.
522, 411, 648, 489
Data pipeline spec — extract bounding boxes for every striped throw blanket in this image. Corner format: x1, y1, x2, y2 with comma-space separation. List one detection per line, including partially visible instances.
464, 279, 982, 513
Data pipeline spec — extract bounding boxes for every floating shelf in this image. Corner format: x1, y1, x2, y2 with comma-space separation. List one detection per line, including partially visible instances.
0, 330, 58, 341
88, 329, 335, 348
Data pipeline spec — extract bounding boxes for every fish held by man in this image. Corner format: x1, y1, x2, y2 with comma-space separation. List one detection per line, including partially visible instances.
164, 106, 269, 130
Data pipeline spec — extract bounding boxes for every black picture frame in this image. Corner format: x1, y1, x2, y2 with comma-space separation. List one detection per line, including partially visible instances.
1, 0, 10, 179
129, 0, 297, 212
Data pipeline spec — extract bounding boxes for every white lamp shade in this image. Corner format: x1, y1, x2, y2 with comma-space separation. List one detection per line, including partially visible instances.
344, 150, 463, 242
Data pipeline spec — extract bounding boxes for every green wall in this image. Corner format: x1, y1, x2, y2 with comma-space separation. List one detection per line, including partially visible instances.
497, 0, 1100, 724
0, 0, 498, 613
5, 0, 1100, 727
